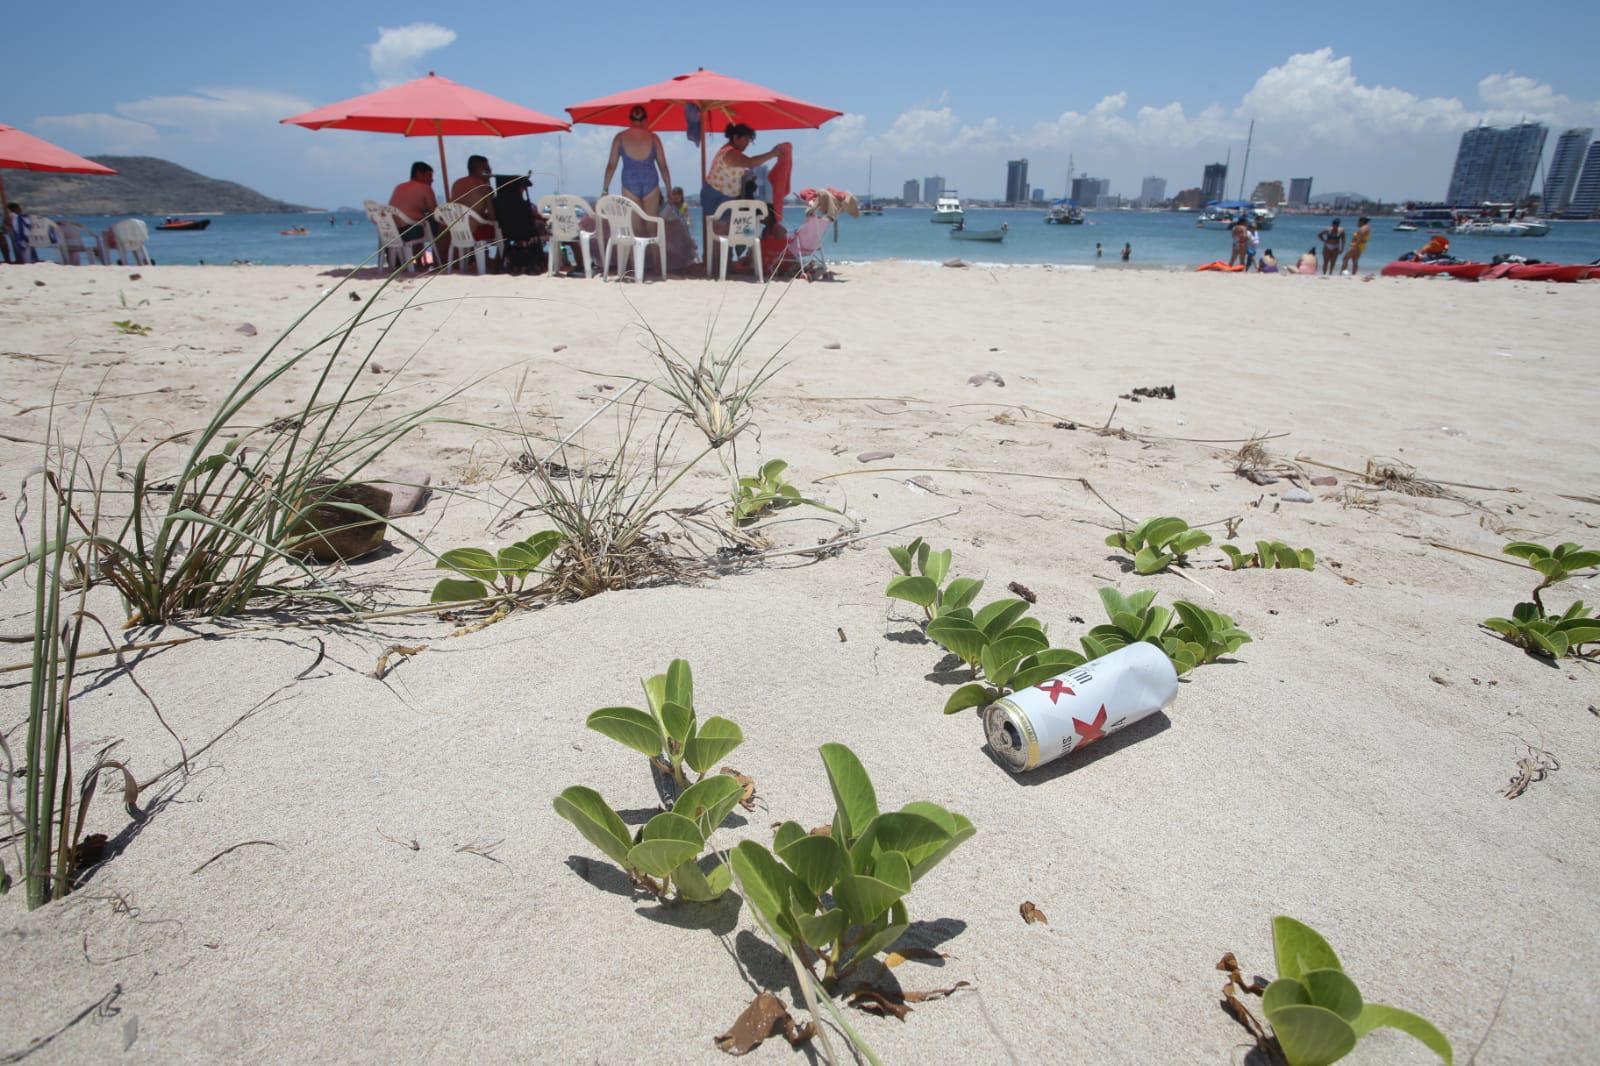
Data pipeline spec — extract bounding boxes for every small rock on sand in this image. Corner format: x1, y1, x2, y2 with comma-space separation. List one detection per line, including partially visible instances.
553, 344, 567, 352
1310, 475, 1338, 486
967, 371, 1006, 387
857, 450, 894, 463
1282, 487, 1314, 503
943, 258, 969, 268
236, 323, 257, 336
823, 341, 841, 350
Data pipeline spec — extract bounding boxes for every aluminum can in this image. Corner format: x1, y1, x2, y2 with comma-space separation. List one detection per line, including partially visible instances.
983, 642, 1178, 772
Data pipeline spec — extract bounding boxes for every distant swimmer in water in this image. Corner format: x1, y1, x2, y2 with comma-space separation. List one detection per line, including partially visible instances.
1096, 242, 1103, 257
1121, 243, 1131, 262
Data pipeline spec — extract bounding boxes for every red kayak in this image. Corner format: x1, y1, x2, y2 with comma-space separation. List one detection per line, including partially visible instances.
1380, 260, 1495, 280
1503, 263, 1592, 283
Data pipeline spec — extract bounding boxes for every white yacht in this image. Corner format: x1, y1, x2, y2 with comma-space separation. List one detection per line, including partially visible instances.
931, 193, 963, 223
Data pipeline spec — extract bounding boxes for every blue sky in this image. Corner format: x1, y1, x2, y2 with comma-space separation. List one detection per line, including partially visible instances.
13, 0, 1600, 207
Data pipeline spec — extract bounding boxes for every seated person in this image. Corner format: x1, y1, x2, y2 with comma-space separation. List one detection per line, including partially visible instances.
1295, 248, 1318, 275
1258, 249, 1278, 273
661, 186, 699, 273
389, 161, 439, 243
449, 154, 498, 241
702, 124, 788, 232
1418, 234, 1450, 260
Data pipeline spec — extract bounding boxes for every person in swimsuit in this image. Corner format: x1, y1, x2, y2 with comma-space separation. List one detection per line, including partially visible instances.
603, 105, 672, 217
701, 123, 788, 234
1317, 218, 1345, 275
1341, 216, 1371, 275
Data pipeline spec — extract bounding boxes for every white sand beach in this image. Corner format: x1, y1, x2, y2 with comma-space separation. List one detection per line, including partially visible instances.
2, 261, 1597, 1063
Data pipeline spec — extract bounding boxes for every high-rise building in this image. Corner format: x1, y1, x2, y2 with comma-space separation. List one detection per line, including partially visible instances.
1543, 128, 1592, 216
1567, 140, 1600, 219
1070, 176, 1109, 206
1252, 180, 1285, 209
1140, 176, 1167, 206
923, 176, 945, 203
1288, 178, 1313, 207
902, 179, 920, 203
1030, 188, 1045, 202
1095, 192, 1121, 210
1447, 123, 1548, 204
1173, 187, 1205, 210
1201, 163, 1228, 203
1005, 159, 1030, 204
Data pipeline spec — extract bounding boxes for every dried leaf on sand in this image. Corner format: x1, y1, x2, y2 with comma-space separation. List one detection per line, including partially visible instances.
1019, 900, 1048, 925
713, 991, 814, 1055
848, 980, 972, 1019
720, 767, 758, 811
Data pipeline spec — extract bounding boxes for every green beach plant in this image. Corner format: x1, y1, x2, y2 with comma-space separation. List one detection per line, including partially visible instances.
1483, 541, 1600, 660
111, 319, 151, 336
554, 659, 749, 902
1106, 516, 1213, 574
1257, 916, 1452, 1065
884, 537, 983, 621
1081, 587, 1252, 674
430, 530, 561, 602
2, 274, 467, 624
1221, 539, 1317, 571
729, 743, 974, 986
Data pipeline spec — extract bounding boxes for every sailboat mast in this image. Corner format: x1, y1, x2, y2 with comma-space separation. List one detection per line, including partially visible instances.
1238, 120, 1254, 200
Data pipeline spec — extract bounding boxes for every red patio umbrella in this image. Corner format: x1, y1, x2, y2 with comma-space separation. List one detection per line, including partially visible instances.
0, 123, 118, 227
280, 72, 569, 194
567, 70, 840, 268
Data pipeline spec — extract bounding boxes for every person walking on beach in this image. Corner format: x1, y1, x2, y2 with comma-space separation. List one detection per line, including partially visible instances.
1341, 216, 1371, 275
1318, 218, 1346, 275
1121, 242, 1131, 262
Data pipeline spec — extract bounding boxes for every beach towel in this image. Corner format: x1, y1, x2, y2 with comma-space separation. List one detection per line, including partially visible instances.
768, 144, 793, 223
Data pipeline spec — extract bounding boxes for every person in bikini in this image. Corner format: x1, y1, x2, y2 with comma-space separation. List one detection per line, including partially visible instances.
603, 105, 672, 217
1340, 216, 1371, 275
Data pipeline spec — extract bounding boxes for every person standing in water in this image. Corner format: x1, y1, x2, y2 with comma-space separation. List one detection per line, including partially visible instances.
1121, 243, 1131, 262
603, 105, 672, 218
1095, 242, 1103, 258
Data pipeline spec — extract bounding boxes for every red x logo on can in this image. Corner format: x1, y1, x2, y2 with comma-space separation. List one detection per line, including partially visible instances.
1036, 680, 1074, 704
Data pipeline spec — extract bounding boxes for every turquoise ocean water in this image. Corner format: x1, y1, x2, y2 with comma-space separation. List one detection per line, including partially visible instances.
52, 208, 1600, 271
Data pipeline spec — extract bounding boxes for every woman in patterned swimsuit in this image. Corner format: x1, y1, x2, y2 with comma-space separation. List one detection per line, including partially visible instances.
603, 105, 672, 217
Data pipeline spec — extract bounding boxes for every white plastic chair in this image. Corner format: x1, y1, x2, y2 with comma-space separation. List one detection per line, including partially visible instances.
25, 216, 65, 264
710, 200, 768, 282
784, 215, 832, 276
110, 219, 151, 266
434, 202, 496, 274
56, 220, 104, 265
538, 194, 598, 277
364, 200, 426, 271
595, 195, 665, 282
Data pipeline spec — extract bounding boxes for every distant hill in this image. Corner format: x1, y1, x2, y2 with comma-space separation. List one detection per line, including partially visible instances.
6, 156, 314, 215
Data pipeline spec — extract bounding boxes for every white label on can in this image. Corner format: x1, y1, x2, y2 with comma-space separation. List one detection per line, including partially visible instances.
993, 641, 1179, 770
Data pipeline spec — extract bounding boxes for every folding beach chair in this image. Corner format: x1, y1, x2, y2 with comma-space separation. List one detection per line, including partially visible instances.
784, 214, 832, 278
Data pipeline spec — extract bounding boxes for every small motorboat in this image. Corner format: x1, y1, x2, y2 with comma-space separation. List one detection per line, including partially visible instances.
1394, 222, 1419, 232
930, 192, 963, 223
951, 221, 1008, 242
157, 217, 210, 231
1045, 201, 1084, 224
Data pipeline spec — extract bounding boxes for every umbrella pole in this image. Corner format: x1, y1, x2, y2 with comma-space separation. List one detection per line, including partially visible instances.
435, 128, 450, 197
700, 107, 710, 276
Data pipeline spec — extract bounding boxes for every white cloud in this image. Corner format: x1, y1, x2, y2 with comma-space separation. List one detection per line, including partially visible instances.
33, 112, 158, 152
115, 88, 314, 133
367, 23, 457, 87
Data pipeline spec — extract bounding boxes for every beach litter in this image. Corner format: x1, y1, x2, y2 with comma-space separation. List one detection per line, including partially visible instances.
966, 371, 1005, 387
984, 643, 1178, 773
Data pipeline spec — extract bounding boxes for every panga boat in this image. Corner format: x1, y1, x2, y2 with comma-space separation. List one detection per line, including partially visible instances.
1045, 200, 1084, 224
1396, 204, 1459, 230
157, 217, 210, 231
931, 193, 963, 223
951, 222, 1008, 243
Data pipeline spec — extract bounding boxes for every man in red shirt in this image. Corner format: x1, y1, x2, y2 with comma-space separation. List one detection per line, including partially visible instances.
389, 161, 438, 243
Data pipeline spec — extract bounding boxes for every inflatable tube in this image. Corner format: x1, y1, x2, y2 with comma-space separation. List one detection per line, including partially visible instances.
1195, 261, 1246, 272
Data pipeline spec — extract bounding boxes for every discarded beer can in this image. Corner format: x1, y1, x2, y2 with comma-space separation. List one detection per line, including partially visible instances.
983, 642, 1178, 772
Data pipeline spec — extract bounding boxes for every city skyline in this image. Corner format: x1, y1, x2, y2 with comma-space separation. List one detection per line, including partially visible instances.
10, 2, 1600, 208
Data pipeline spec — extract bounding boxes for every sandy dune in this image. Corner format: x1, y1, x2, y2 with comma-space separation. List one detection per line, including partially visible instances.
2, 261, 1597, 1063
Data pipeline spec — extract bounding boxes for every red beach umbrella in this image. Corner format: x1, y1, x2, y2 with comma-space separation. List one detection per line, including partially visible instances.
280, 72, 569, 193
0, 123, 118, 221
567, 70, 839, 261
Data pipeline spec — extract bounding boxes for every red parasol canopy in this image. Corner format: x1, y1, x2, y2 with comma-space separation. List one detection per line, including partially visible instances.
0, 124, 117, 234
566, 68, 840, 134
0, 123, 118, 174
281, 73, 569, 191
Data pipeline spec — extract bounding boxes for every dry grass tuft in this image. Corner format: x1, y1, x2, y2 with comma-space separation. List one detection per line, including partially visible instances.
1362, 457, 1448, 498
